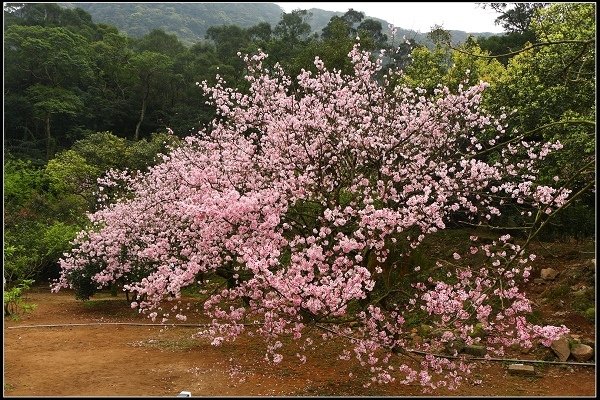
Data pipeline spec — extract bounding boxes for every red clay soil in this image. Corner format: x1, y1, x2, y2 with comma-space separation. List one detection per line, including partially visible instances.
3, 284, 596, 397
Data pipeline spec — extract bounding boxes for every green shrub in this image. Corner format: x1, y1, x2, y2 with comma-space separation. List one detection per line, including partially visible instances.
3, 279, 36, 317
4, 220, 81, 284
4, 131, 181, 287
583, 307, 595, 323
41, 222, 81, 260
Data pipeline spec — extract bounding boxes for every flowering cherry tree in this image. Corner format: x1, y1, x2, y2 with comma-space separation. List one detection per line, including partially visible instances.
54, 43, 571, 390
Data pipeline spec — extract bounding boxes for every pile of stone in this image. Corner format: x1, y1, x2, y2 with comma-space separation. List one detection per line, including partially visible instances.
551, 335, 595, 362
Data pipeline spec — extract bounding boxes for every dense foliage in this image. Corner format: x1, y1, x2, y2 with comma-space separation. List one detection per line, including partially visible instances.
4, 4, 394, 161
4, 132, 178, 286
3, 2, 596, 391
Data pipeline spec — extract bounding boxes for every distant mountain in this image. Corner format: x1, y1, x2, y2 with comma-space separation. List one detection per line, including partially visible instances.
302, 8, 495, 45
58, 3, 494, 46
301, 8, 391, 36
59, 2, 284, 44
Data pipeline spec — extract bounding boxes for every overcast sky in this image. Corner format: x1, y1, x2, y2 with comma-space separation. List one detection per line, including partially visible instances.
274, 2, 505, 33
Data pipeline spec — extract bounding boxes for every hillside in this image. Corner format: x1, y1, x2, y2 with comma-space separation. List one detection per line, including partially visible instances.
59, 2, 284, 45
58, 3, 493, 45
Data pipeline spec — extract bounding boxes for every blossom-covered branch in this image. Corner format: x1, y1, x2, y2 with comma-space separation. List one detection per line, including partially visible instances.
53, 43, 570, 390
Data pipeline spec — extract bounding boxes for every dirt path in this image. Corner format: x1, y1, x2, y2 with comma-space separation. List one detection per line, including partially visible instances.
4, 287, 596, 396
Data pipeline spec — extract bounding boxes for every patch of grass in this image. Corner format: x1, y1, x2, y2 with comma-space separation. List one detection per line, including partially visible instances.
543, 284, 571, 306
582, 307, 595, 323
564, 266, 595, 286
420, 228, 473, 260
529, 356, 556, 376
130, 337, 198, 351
180, 284, 206, 299
6, 302, 37, 321
526, 310, 543, 324
180, 277, 229, 301
20, 302, 37, 313
572, 288, 595, 310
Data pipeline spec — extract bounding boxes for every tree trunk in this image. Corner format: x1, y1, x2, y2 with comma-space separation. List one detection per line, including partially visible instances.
134, 99, 146, 141
45, 114, 52, 160
134, 80, 150, 141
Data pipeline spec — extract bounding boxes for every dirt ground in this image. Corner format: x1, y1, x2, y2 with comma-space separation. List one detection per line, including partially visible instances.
3, 239, 597, 397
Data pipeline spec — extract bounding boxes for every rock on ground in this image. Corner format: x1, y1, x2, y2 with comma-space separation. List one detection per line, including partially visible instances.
461, 345, 487, 357
508, 364, 536, 376
551, 337, 570, 362
570, 344, 594, 362
541, 268, 559, 280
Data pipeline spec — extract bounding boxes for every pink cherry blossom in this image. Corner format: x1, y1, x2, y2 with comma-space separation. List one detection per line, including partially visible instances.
53, 43, 571, 390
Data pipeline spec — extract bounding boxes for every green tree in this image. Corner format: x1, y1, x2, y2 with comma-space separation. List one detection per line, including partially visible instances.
3, 157, 83, 284
477, 31, 536, 65
402, 45, 449, 92
307, 10, 385, 74
4, 24, 94, 158
4, 25, 93, 89
135, 28, 186, 57
206, 24, 250, 64
45, 149, 100, 199
492, 4, 595, 147
3, 3, 100, 38
311, 16, 356, 73
25, 84, 84, 159
484, 3, 548, 33
478, 3, 546, 64
128, 51, 173, 140
4, 131, 182, 285
87, 27, 135, 134
321, 15, 352, 40
484, 3, 595, 237
248, 21, 272, 43
259, 10, 317, 78
446, 38, 507, 89
274, 9, 312, 44
357, 19, 387, 49
173, 42, 221, 134
3, 157, 45, 222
